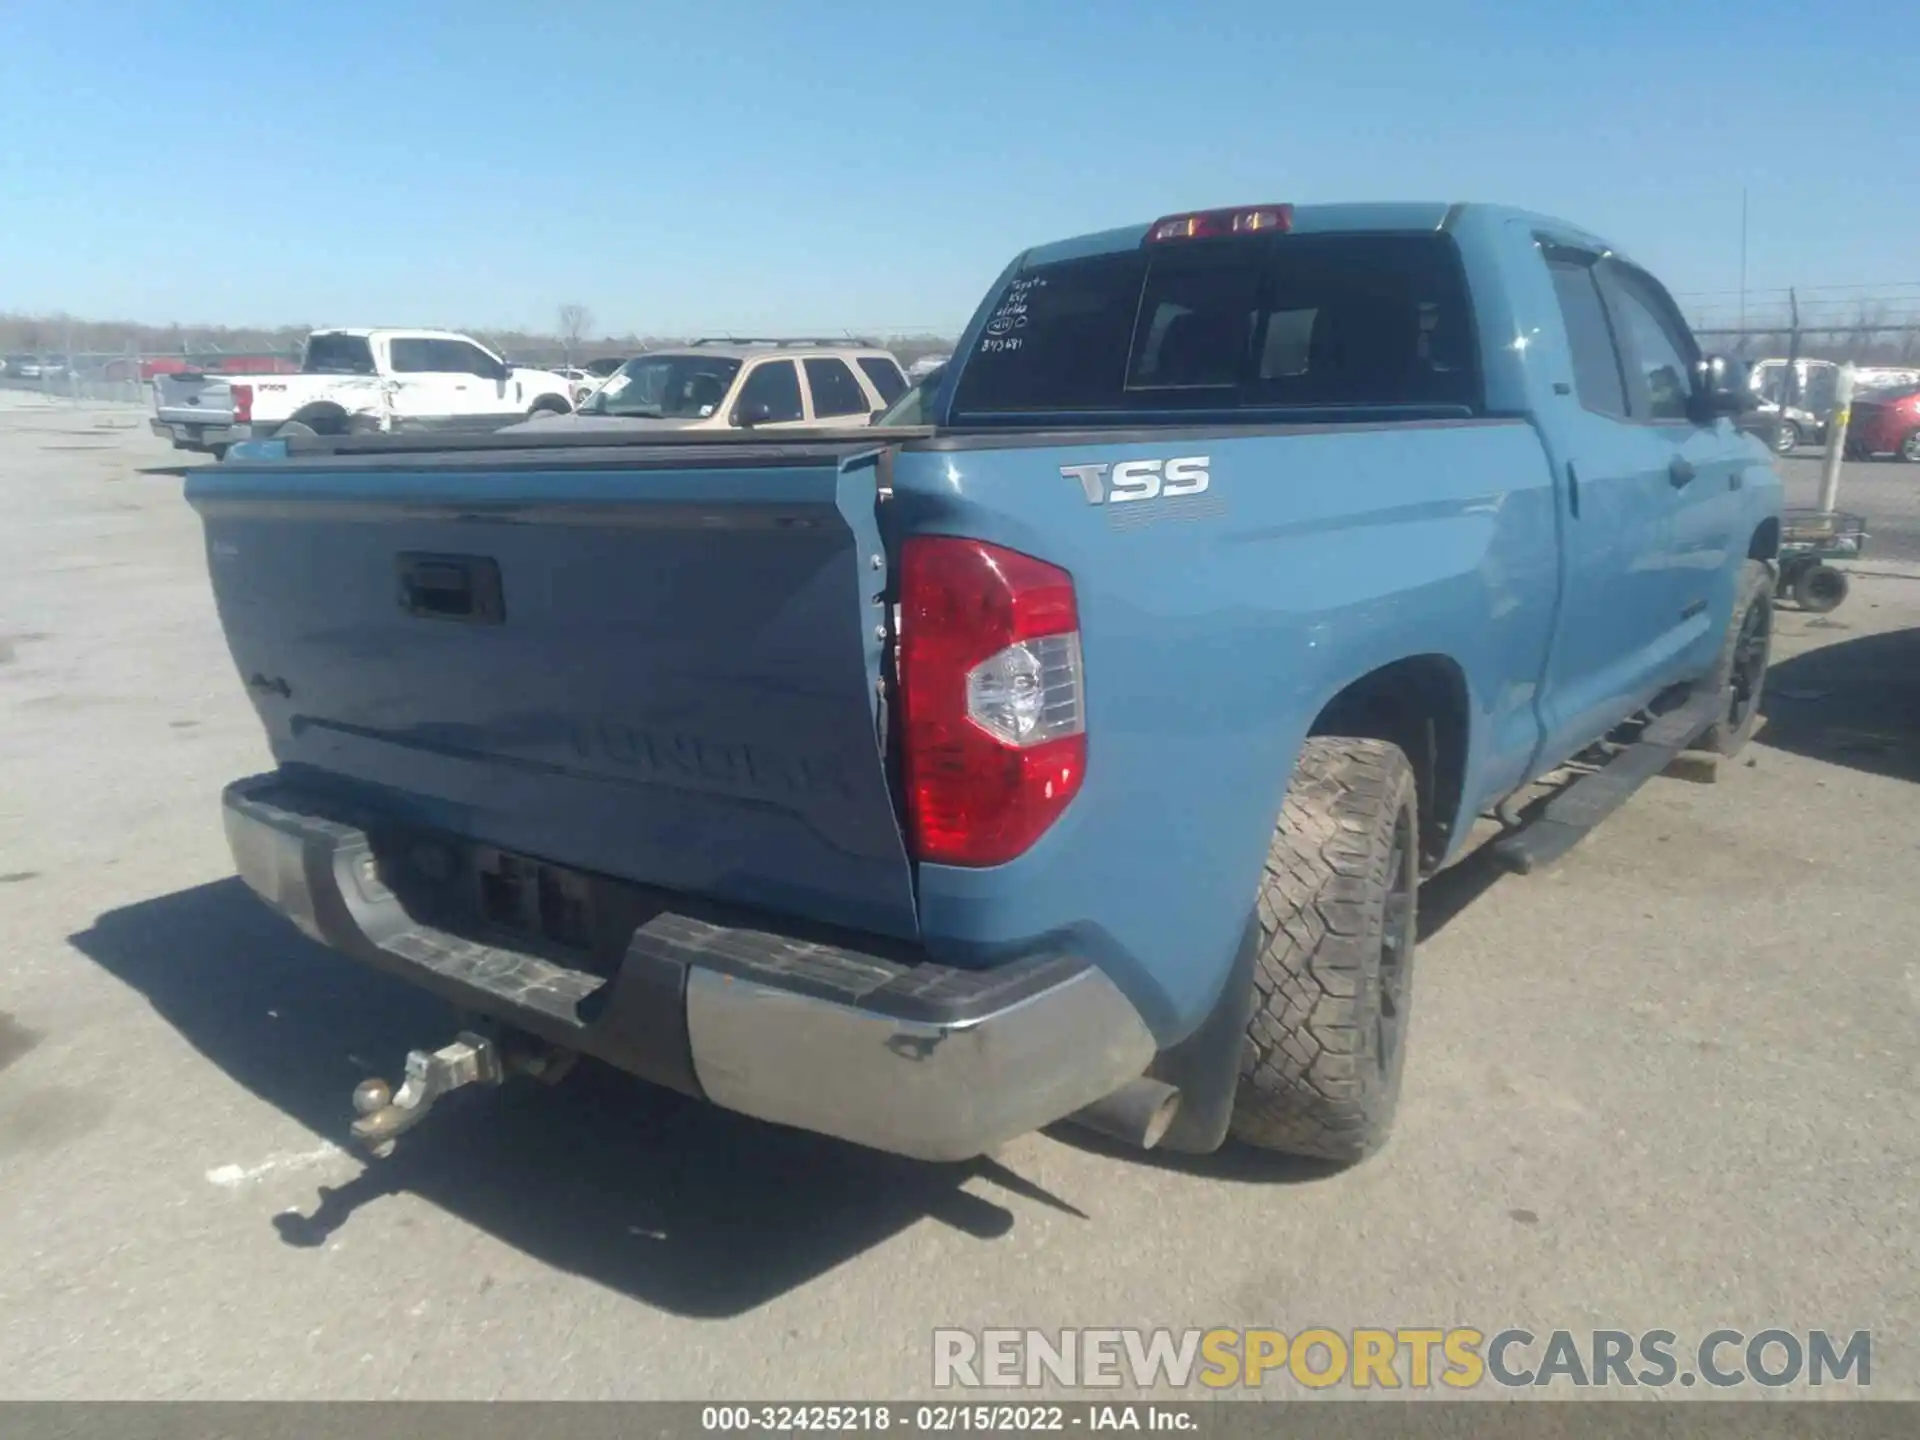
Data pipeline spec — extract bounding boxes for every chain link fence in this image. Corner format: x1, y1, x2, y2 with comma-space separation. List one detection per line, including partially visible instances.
1, 352, 146, 405
0, 349, 307, 407
1680, 283, 1920, 369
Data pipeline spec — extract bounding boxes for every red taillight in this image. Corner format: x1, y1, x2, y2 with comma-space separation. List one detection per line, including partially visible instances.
899, 537, 1086, 867
1146, 204, 1293, 243
230, 383, 254, 424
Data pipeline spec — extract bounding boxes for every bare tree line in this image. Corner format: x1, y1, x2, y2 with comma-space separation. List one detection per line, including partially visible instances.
17, 292, 1910, 374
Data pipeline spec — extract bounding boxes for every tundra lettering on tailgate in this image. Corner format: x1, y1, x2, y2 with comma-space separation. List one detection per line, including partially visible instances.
1060, 456, 1210, 505
570, 719, 855, 801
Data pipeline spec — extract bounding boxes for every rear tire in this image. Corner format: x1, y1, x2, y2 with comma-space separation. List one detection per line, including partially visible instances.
527, 399, 570, 420
1899, 430, 1920, 464
280, 405, 353, 440
1772, 420, 1800, 455
1695, 559, 1774, 757
1791, 562, 1849, 614
1228, 737, 1418, 1164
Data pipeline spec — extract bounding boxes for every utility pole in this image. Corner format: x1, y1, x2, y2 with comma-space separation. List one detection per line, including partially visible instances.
1738, 187, 1749, 335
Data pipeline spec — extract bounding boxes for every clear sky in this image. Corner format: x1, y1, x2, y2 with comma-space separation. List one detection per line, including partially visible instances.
2, 0, 1914, 336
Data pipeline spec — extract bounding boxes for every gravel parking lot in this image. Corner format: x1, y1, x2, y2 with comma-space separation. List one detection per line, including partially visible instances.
2, 394, 1916, 1401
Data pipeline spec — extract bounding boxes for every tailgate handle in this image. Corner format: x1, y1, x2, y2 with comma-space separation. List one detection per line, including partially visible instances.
397, 553, 505, 623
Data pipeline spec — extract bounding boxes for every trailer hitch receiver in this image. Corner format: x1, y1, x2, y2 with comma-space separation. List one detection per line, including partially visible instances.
349, 1031, 505, 1158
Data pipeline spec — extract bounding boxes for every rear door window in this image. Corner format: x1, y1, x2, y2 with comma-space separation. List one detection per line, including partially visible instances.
949, 233, 1479, 418
304, 334, 377, 375
1545, 254, 1629, 419
803, 358, 871, 418
857, 356, 909, 404
737, 360, 804, 423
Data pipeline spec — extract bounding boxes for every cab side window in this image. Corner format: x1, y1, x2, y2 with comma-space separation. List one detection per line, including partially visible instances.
388, 338, 436, 374
430, 339, 501, 378
1599, 264, 1698, 423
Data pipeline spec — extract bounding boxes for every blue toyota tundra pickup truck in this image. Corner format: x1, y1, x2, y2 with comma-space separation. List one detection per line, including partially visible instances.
188, 202, 1782, 1165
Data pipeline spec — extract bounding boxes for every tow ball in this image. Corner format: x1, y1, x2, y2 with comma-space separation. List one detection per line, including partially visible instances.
349, 1029, 575, 1158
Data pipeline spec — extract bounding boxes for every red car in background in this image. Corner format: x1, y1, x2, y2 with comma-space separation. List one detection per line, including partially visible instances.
1847, 383, 1920, 463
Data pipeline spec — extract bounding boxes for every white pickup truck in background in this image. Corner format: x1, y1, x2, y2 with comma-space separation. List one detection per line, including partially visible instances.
151, 328, 576, 457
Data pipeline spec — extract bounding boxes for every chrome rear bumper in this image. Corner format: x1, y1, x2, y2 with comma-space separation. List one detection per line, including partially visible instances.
220, 775, 1156, 1161
152, 417, 250, 451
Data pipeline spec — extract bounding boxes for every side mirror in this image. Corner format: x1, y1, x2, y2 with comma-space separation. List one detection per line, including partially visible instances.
1693, 354, 1754, 421
735, 400, 773, 428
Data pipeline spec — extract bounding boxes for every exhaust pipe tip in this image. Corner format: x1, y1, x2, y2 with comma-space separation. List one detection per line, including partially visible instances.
1065, 1077, 1182, 1151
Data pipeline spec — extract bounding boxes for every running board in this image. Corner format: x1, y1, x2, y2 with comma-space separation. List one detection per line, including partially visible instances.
1493, 688, 1723, 875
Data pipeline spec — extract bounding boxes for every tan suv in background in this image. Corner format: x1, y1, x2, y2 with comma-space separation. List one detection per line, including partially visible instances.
506, 339, 910, 435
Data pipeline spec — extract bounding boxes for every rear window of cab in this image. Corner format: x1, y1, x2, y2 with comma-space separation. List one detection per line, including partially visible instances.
949, 232, 1480, 419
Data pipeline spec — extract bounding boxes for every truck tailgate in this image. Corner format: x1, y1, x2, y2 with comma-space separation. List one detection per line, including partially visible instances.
185, 442, 918, 939
154, 372, 236, 424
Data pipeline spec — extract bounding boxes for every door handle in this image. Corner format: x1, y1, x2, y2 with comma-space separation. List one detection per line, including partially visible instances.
1668, 457, 1697, 488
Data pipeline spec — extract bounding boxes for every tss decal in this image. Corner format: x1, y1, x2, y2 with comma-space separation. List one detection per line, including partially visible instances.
1059, 456, 1210, 505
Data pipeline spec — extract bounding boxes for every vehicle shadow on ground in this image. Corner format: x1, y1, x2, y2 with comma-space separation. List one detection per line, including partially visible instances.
1761, 624, 1920, 783
67, 878, 1088, 1319
1417, 842, 1507, 941
1046, 1125, 1349, 1182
